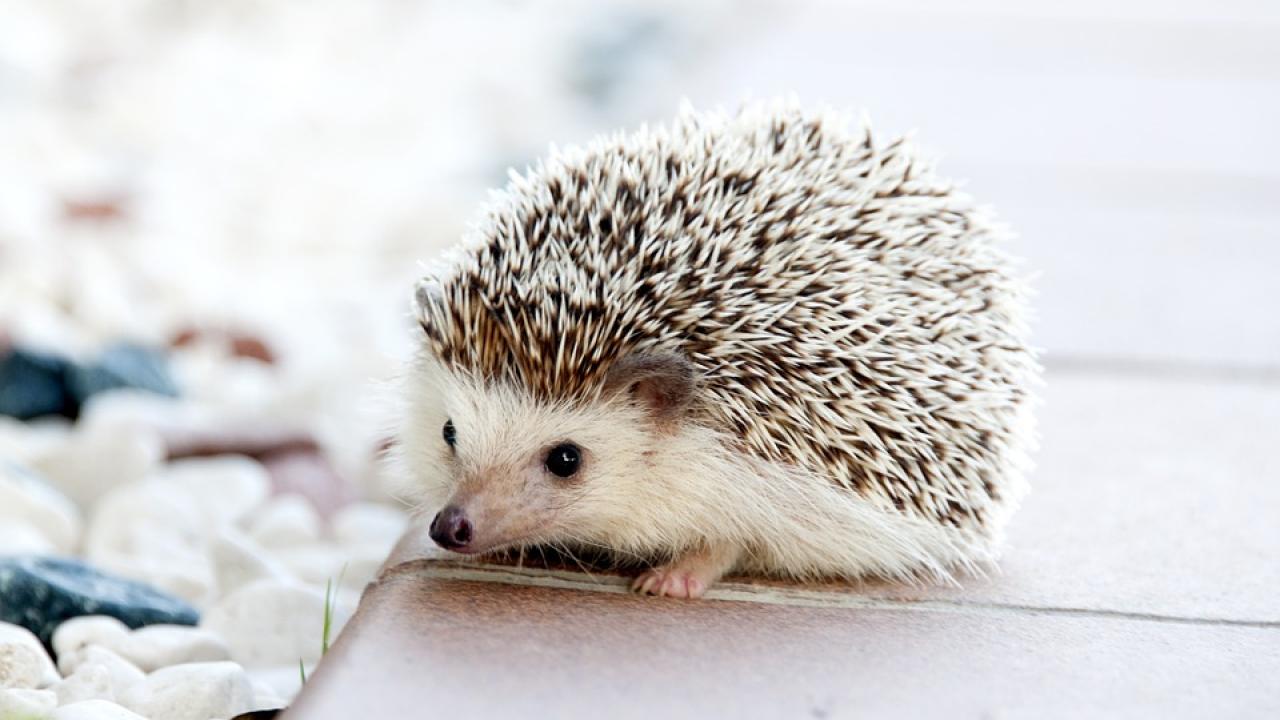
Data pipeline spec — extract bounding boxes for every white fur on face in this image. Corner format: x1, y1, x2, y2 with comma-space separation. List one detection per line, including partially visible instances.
401, 356, 669, 555
400, 356, 998, 583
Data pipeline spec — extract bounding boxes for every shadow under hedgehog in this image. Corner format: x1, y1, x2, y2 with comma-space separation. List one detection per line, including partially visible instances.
400, 101, 1040, 599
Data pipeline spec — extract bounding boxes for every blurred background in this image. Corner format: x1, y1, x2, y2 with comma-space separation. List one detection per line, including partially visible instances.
3, 0, 1277, 449
0, 1, 1277, 712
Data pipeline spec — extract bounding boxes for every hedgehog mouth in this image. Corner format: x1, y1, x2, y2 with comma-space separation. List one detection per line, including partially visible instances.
434, 532, 534, 557
452, 531, 559, 560
446, 542, 491, 555
429, 536, 500, 557
474, 531, 551, 556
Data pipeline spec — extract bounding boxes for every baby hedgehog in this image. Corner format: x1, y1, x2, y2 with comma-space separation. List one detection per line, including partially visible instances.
404, 102, 1039, 599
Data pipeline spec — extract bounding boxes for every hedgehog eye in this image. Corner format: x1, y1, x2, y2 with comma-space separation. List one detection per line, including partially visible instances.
442, 419, 456, 448
544, 443, 581, 478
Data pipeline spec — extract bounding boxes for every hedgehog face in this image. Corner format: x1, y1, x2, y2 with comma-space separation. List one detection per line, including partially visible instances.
405, 352, 701, 558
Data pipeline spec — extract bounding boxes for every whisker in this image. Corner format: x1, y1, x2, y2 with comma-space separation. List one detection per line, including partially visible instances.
550, 540, 598, 581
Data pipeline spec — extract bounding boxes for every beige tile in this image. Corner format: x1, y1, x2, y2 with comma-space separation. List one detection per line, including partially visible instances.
886, 372, 1280, 622
286, 573, 1279, 719
1015, 211, 1279, 367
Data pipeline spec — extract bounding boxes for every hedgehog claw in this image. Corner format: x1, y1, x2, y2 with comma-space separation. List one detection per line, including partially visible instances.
632, 567, 705, 599
633, 572, 661, 595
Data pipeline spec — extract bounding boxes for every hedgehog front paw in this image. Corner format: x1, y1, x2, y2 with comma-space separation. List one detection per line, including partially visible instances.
631, 544, 739, 599
631, 566, 709, 599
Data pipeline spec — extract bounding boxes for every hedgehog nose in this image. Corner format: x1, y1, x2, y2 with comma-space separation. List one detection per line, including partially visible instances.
429, 505, 473, 550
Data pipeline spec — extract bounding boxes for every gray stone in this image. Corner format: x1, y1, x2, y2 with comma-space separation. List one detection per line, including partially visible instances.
65, 344, 177, 406
0, 349, 73, 421
0, 557, 198, 650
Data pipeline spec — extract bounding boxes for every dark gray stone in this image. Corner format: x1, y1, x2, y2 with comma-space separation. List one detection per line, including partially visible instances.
0, 555, 198, 651
0, 348, 74, 420
0, 343, 177, 421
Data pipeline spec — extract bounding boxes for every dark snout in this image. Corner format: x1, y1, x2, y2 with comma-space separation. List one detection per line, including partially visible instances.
429, 505, 474, 551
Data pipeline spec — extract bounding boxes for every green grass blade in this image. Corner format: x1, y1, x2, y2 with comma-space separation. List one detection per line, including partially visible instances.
320, 564, 348, 657
322, 577, 334, 656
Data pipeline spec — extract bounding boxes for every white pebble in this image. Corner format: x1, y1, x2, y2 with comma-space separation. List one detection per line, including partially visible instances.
336, 547, 386, 592
53, 618, 130, 668
248, 494, 321, 548
0, 521, 57, 555
160, 456, 270, 528
0, 462, 81, 554
78, 389, 208, 436
120, 626, 229, 672
53, 699, 147, 720
247, 664, 307, 706
31, 424, 164, 510
53, 619, 228, 674
268, 543, 346, 587
200, 579, 351, 668
51, 664, 112, 705
0, 417, 72, 467
250, 677, 284, 710
331, 502, 408, 547
211, 526, 291, 596
172, 351, 281, 416
85, 479, 215, 605
54, 647, 143, 698
121, 661, 254, 720
278, 541, 389, 593
0, 688, 56, 718
0, 623, 60, 689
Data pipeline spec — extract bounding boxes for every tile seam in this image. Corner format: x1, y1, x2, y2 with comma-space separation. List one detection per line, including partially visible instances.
383, 561, 1280, 630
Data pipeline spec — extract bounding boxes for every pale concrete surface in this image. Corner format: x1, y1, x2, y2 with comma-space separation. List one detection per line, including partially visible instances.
870, 372, 1280, 622
287, 572, 1279, 719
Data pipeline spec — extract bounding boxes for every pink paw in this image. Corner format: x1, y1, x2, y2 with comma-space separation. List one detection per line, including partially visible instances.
631, 567, 708, 599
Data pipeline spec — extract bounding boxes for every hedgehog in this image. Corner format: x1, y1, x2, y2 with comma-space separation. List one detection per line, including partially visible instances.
401, 102, 1039, 599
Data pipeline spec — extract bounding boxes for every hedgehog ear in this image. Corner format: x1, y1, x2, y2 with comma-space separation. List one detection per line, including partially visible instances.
603, 351, 697, 425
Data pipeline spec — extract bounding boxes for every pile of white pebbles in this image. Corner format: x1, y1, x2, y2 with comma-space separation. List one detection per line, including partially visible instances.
0, 348, 413, 718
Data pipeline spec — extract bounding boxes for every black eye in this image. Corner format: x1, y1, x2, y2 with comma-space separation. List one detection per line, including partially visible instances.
544, 443, 581, 478
442, 420, 456, 448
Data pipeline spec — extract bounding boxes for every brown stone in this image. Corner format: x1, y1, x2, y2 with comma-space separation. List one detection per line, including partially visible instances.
61, 196, 128, 222
164, 426, 352, 517
169, 327, 277, 364
228, 333, 276, 364
259, 447, 355, 519
164, 427, 318, 463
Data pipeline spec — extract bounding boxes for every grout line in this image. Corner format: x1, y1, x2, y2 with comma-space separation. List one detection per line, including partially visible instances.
1044, 355, 1280, 386
390, 561, 1280, 631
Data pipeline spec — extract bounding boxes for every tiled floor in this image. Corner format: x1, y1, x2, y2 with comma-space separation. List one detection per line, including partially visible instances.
285, 2, 1279, 717
286, 572, 1277, 719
